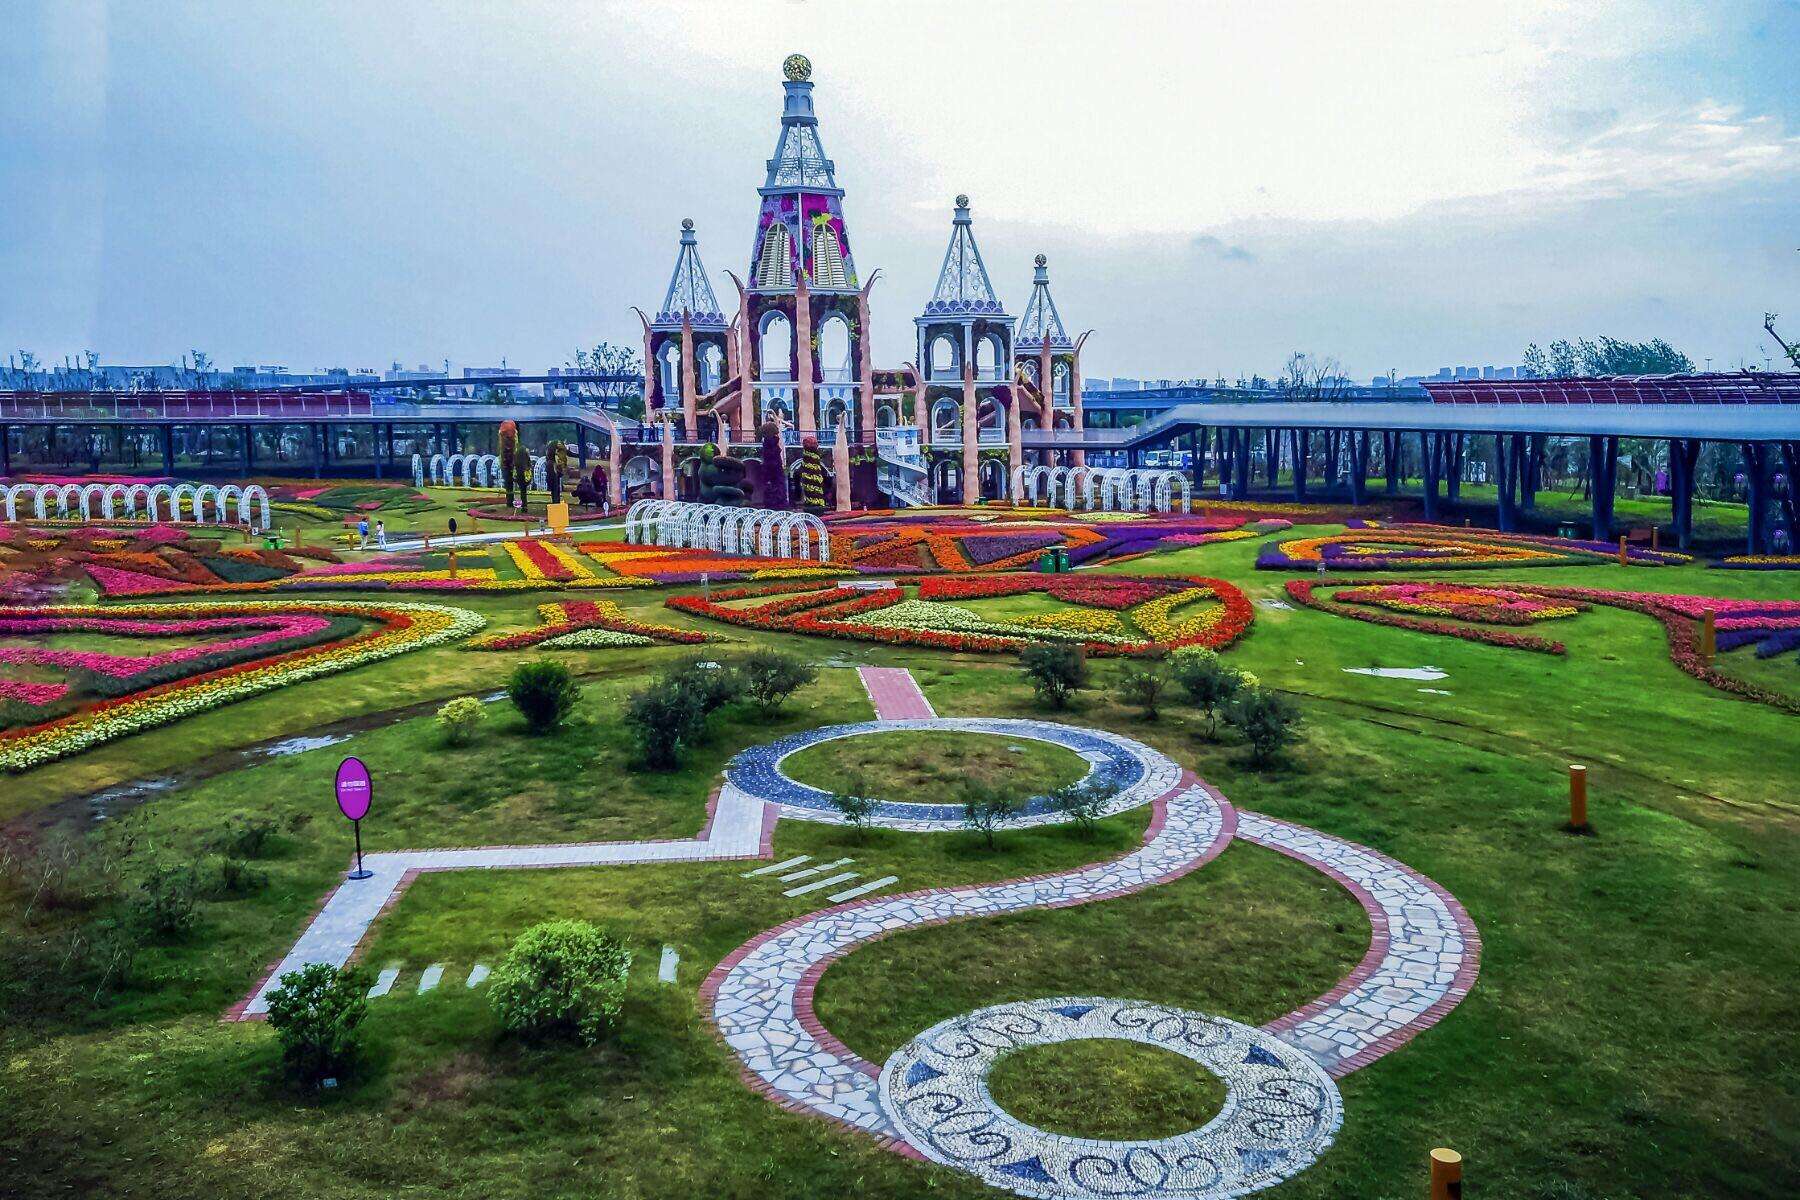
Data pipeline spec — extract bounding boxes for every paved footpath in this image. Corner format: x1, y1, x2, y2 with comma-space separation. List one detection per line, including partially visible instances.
856, 666, 936, 719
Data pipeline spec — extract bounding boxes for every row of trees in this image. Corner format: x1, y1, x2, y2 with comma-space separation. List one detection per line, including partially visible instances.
1520, 337, 1693, 378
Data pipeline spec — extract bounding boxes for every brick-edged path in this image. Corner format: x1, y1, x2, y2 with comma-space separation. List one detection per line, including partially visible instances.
856, 666, 936, 719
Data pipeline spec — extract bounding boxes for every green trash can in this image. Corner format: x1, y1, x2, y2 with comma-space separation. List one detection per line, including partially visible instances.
1055, 547, 1072, 572
1038, 552, 1055, 573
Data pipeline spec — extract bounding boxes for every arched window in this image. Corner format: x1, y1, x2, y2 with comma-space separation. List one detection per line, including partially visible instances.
930, 335, 957, 378
755, 223, 794, 288
1053, 361, 1071, 398
658, 343, 682, 398
876, 405, 896, 427
699, 344, 725, 393
931, 398, 961, 433
760, 313, 793, 381
810, 222, 849, 289
818, 316, 852, 383
975, 337, 997, 380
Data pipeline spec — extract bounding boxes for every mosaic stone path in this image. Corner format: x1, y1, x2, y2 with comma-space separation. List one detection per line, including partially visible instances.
881, 998, 1342, 1200
722, 717, 1185, 831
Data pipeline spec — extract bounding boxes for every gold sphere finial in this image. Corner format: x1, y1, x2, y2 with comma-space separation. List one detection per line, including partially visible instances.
783, 53, 812, 82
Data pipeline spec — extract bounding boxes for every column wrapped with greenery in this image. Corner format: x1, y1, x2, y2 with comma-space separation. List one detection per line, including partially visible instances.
795, 434, 827, 514
498, 419, 520, 507
512, 441, 533, 508
757, 421, 789, 510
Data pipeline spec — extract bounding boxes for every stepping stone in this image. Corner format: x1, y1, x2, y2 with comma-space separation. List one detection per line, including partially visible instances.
658, 945, 680, 983
417, 963, 444, 994
777, 857, 852, 882
465, 964, 489, 988
827, 875, 898, 903
784, 871, 860, 898
366, 966, 400, 999
744, 855, 810, 877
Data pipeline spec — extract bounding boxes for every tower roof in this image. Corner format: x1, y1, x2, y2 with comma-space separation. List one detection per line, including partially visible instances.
653, 219, 727, 331
921, 196, 1007, 319
1016, 253, 1073, 350
763, 54, 840, 193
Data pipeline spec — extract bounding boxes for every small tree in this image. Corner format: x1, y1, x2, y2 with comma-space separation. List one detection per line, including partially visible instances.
130, 863, 198, 939
623, 680, 701, 769
488, 919, 631, 1045
1172, 649, 1243, 738
1226, 687, 1302, 766
436, 696, 487, 746
1019, 642, 1088, 709
827, 789, 879, 835
508, 660, 580, 734
733, 649, 817, 712
665, 658, 744, 716
265, 963, 371, 1085
1048, 780, 1110, 837
961, 782, 1024, 851
1116, 663, 1168, 721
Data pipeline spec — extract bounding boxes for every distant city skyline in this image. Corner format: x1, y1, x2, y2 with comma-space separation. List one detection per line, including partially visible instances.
3, 2, 1796, 382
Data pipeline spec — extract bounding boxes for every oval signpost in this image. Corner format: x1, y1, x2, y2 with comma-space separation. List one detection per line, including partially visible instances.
336, 756, 374, 879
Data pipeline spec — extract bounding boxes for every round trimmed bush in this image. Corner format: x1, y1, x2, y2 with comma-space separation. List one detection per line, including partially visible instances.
487, 918, 631, 1045
507, 660, 580, 734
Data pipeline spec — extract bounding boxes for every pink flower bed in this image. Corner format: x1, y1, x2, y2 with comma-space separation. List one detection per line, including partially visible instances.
0, 614, 333, 678
0, 679, 70, 705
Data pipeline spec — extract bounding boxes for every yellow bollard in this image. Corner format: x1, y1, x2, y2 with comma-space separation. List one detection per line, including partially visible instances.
1701, 609, 1716, 664
1568, 764, 1589, 830
1430, 1147, 1463, 1199
448, 549, 458, 579
1617, 536, 1628, 566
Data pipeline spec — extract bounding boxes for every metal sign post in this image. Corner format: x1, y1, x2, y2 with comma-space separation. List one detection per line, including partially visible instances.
335, 756, 374, 880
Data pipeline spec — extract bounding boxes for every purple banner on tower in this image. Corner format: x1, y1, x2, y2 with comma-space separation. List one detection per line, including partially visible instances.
335, 756, 372, 822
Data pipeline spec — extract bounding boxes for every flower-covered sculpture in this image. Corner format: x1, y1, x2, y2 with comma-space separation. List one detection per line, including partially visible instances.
698, 443, 748, 506
795, 435, 827, 515
498, 420, 520, 507
512, 441, 533, 509
757, 421, 789, 511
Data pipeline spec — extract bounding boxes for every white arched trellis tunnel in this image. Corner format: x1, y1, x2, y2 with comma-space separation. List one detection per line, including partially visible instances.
0, 481, 271, 530
623, 499, 830, 562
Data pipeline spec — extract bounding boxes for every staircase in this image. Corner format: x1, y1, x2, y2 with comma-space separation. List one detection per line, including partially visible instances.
875, 427, 930, 507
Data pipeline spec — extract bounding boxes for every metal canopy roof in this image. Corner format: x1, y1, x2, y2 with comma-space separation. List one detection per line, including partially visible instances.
1020, 401, 1800, 448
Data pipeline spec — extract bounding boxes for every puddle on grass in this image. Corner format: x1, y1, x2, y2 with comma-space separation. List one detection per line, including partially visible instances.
480, 690, 508, 704
261, 733, 352, 758
1417, 687, 1454, 696
1343, 666, 1449, 681
1255, 598, 1294, 611
86, 777, 178, 822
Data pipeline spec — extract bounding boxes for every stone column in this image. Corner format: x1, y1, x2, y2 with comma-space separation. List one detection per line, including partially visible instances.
1006, 387, 1023, 501
794, 275, 815, 435
1069, 343, 1086, 468
679, 314, 697, 441
660, 419, 676, 500
961, 355, 978, 504
911, 365, 930, 450
832, 425, 851, 512
607, 428, 623, 510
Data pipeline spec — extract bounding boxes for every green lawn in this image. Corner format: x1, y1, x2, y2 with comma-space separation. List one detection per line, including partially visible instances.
2, 504, 1798, 1199
782, 728, 1091, 804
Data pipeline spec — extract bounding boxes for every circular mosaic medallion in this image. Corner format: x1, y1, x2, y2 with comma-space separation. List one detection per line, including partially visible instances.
879, 997, 1342, 1199
722, 717, 1181, 830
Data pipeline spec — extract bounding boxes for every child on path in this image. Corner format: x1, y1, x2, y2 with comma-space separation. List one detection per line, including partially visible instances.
375, 519, 386, 548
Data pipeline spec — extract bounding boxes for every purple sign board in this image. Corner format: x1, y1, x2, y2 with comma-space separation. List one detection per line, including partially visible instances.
335, 756, 372, 822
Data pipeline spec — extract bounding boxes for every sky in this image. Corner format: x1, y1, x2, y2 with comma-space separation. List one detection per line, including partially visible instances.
2, 0, 1797, 382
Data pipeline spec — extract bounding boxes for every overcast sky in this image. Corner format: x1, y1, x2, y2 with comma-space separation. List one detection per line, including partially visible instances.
3, 0, 1797, 381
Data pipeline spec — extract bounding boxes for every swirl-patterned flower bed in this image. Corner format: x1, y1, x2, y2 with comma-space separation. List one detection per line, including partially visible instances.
666, 573, 1253, 657
823, 510, 1294, 573
466, 599, 717, 650
1258, 523, 1690, 571
0, 600, 483, 770
0, 523, 339, 601
1288, 578, 1800, 712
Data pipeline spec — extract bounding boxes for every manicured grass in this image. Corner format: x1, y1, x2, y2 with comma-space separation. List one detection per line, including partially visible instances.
2, 500, 1798, 1199
986, 1039, 1227, 1140
781, 729, 1091, 803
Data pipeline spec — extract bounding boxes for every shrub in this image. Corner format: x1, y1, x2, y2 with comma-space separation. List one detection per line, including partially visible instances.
488, 918, 632, 1045
1019, 643, 1088, 709
827, 785, 879, 834
1048, 780, 1111, 837
210, 856, 269, 898
508, 660, 580, 734
1226, 687, 1302, 765
961, 782, 1024, 851
734, 649, 817, 711
436, 695, 487, 746
664, 658, 744, 715
1116, 663, 1169, 721
1172, 649, 1243, 738
213, 816, 278, 859
623, 661, 744, 769
130, 863, 198, 939
265, 962, 371, 1085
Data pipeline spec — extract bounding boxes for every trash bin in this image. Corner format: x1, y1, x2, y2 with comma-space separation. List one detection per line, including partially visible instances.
1038, 552, 1055, 573
1055, 547, 1072, 572
1558, 522, 1578, 540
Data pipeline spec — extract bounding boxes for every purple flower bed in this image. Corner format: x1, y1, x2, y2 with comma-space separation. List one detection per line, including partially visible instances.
963, 532, 1060, 565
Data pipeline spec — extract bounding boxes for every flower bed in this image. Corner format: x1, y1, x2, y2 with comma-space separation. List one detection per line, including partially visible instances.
466, 600, 715, 651
1287, 578, 1800, 712
1259, 523, 1691, 571
1713, 555, 1800, 570
0, 600, 484, 770
666, 573, 1253, 658
1333, 582, 1585, 624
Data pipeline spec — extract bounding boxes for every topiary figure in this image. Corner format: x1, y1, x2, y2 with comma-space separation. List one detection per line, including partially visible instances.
498, 420, 520, 507
512, 441, 533, 509
546, 440, 568, 504
757, 420, 789, 510
794, 434, 827, 514
698, 443, 748, 506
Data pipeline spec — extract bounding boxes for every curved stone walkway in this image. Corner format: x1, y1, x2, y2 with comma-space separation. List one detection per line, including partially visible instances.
880, 997, 1342, 1200
723, 717, 1183, 830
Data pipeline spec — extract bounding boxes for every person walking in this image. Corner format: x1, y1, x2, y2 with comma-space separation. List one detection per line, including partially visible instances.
375, 519, 386, 548
357, 516, 369, 548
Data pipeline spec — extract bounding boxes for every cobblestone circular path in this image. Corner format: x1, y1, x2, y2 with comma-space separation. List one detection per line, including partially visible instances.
879, 997, 1342, 1200
723, 717, 1183, 830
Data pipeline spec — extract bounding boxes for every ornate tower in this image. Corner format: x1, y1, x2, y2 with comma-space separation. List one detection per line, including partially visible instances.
1015, 253, 1087, 465
640, 219, 730, 440
915, 196, 1013, 502
736, 54, 873, 441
